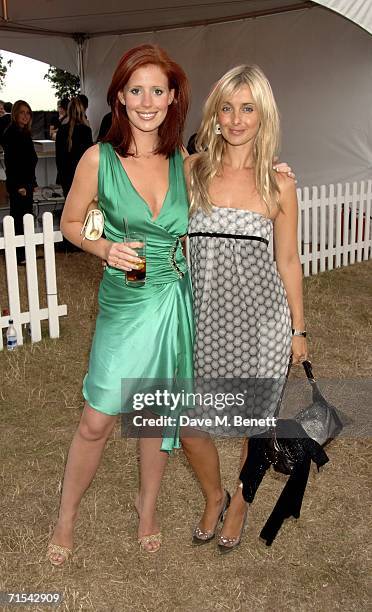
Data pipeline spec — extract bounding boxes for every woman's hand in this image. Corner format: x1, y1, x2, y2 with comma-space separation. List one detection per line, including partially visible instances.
273, 160, 296, 180
291, 336, 308, 365
17, 187, 27, 196
105, 241, 143, 271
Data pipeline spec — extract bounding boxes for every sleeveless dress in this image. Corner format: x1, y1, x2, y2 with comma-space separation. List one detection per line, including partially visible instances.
188, 206, 291, 435
83, 143, 194, 452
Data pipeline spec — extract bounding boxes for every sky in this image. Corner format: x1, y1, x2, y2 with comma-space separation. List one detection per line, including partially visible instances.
0, 50, 57, 111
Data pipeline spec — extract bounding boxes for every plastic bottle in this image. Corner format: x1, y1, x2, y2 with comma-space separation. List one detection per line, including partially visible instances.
6, 318, 17, 351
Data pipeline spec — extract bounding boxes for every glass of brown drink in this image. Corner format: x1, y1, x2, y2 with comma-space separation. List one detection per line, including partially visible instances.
125, 233, 146, 286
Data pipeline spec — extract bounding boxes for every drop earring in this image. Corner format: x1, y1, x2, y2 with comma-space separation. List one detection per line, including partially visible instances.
214, 123, 221, 135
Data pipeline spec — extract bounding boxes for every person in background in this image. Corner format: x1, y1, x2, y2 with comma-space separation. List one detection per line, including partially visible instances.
0, 101, 12, 145
97, 111, 112, 141
55, 97, 93, 199
55, 97, 93, 251
186, 132, 197, 155
49, 98, 69, 140
78, 94, 90, 127
2, 100, 38, 265
78, 94, 89, 113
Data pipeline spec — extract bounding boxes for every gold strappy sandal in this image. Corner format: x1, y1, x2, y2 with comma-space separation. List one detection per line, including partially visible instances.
134, 493, 162, 553
138, 532, 162, 553
46, 542, 72, 567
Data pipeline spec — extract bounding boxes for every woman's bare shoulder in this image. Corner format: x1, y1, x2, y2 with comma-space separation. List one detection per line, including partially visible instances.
77, 143, 100, 171
84, 143, 100, 161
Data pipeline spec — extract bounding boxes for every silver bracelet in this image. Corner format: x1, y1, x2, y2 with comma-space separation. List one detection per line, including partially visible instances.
292, 329, 307, 337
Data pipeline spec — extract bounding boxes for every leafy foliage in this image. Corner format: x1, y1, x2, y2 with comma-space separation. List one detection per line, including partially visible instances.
0, 54, 13, 89
44, 66, 80, 100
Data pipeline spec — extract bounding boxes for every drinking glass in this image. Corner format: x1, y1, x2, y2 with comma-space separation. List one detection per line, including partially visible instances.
125, 233, 146, 286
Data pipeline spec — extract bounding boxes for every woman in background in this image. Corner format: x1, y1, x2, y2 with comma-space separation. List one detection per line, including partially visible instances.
55, 97, 93, 250
55, 97, 93, 199
49, 97, 69, 140
2, 100, 37, 265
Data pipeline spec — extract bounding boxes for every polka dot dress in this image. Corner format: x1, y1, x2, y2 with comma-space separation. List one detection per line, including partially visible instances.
188, 206, 292, 430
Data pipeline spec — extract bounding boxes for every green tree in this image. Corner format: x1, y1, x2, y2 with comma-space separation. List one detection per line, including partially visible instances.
44, 66, 80, 100
0, 53, 13, 90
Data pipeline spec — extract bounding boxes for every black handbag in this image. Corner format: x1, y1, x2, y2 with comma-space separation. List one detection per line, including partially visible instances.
294, 360, 343, 446
264, 359, 343, 475
239, 359, 342, 544
240, 421, 329, 545
264, 424, 298, 475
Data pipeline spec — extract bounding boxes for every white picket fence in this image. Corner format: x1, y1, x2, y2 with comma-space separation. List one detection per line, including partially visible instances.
0, 212, 67, 350
0, 181, 370, 350
296, 181, 372, 276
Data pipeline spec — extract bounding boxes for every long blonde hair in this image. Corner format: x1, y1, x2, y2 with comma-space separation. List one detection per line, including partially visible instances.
189, 65, 280, 215
67, 97, 89, 152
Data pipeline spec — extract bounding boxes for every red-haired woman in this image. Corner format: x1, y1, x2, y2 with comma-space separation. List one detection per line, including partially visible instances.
47, 44, 193, 563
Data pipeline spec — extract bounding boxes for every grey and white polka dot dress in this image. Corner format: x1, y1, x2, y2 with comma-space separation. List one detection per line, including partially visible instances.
188, 206, 292, 426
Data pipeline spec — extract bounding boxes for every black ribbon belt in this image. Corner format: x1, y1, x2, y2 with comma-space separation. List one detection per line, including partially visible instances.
188, 231, 269, 246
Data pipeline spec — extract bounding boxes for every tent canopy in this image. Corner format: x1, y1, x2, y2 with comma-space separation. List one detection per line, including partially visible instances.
1, 1, 371, 41
0, 0, 371, 76
0, 1, 312, 36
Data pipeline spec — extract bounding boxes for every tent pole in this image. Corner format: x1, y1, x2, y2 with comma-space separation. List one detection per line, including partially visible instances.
1, 0, 8, 21
74, 34, 86, 92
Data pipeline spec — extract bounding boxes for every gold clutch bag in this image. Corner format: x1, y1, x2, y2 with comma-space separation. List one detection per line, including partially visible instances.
80, 207, 105, 241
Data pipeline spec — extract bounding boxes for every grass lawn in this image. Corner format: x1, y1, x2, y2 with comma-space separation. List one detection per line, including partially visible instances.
0, 253, 371, 612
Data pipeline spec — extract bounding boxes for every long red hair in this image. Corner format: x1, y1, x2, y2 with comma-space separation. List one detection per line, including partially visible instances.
104, 44, 190, 157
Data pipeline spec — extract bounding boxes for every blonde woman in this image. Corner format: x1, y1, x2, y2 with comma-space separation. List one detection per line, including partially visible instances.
182, 65, 307, 552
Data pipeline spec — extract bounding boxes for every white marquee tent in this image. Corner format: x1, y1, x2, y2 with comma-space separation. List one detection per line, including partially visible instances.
0, 0, 371, 187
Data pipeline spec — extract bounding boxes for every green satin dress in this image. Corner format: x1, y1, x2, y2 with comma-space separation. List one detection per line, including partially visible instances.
83, 143, 194, 452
